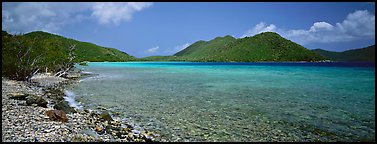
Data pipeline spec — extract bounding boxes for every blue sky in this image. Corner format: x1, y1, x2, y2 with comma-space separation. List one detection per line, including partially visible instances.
2, 2, 375, 58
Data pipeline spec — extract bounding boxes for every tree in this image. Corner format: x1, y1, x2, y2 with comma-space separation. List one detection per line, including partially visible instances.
2, 32, 77, 81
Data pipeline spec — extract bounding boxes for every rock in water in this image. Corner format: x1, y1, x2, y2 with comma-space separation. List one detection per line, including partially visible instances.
142, 131, 155, 140
54, 100, 76, 114
80, 129, 99, 139
95, 125, 106, 135
8, 93, 29, 100
26, 95, 48, 108
45, 110, 68, 122
99, 111, 113, 121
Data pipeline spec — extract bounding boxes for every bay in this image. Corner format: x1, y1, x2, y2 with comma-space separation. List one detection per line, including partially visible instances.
67, 62, 375, 142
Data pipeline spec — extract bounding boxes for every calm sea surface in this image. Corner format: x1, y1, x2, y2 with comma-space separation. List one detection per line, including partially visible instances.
67, 62, 375, 142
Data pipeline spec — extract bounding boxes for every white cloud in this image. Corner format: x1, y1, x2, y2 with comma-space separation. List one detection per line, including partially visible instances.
285, 26, 356, 44
144, 43, 191, 56
241, 10, 375, 45
146, 46, 159, 53
336, 10, 375, 37
309, 22, 334, 32
241, 22, 277, 38
128, 2, 153, 11
2, 2, 152, 34
2, 2, 92, 34
91, 2, 152, 25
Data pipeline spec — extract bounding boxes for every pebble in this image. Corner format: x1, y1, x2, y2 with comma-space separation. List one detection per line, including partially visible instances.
133, 129, 142, 134
2, 77, 159, 142
44, 129, 53, 133
95, 126, 103, 132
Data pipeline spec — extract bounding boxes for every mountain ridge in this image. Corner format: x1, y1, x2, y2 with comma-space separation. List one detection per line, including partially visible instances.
22, 31, 136, 62
4, 30, 373, 63
312, 45, 375, 62
170, 32, 327, 62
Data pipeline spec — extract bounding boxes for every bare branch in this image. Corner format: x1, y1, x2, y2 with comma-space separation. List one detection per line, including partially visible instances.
54, 71, 62, 77
31, 54, 43, 66
32, 68, 40, 76
55, 65, 72, 77
26, 68, 40, 81
20, 44, 32, 60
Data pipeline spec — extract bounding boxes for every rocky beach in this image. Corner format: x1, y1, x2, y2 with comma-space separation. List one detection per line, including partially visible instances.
2, 72, 157, 142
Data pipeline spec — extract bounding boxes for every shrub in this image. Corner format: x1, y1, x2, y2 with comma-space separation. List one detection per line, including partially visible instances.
2, 31, 75, 81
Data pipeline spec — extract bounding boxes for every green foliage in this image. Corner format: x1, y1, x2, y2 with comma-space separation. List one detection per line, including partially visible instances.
138, 56, 179, 61
23, 31, 136, 62
2, 31, 73, 80
173, 32, 327, 62
2, 30, 135, 80
312, 45, 375, 61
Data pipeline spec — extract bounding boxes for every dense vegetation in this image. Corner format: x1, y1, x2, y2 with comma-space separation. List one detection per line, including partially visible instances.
312, 45, 375, 62
171, 32, 327, 62
22, 31, 136, 62
3, 31, 72, 80
2, 30, 135, 80
139, 56, 178, 61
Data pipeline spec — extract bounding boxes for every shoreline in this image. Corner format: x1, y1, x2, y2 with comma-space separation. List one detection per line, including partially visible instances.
2, 71, 158, 142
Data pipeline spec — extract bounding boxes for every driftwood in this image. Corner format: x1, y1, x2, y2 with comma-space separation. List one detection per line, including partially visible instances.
53, 44, 76, 78
26, 68, 39, 82
30, 68, 40, 77
15, 41, 77, 80
55, 66, 73, 77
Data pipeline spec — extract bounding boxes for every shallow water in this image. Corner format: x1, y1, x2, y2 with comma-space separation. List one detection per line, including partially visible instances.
68, 62, 375, 142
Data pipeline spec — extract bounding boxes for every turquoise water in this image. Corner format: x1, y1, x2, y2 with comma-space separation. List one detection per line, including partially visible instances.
69, 62, 375, 142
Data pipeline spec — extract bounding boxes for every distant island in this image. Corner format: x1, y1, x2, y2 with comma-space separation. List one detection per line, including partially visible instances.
312, 45, 375, 62
4, 30, 375, 64
142, 32, 327, 62
142, 33, 375, 62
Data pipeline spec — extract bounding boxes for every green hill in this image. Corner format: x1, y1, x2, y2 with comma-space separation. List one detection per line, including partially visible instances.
23, 31, 135, 62
312, 45, 375, 62
173, 32, 327, 62
2, 30, 134, 80
139, 56, 178, 61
